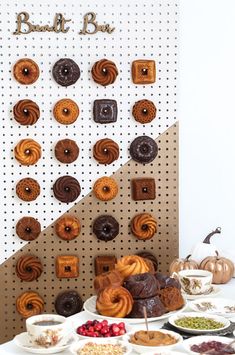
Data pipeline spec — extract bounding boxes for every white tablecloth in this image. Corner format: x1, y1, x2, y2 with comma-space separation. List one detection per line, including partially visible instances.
1, 280, 235, 354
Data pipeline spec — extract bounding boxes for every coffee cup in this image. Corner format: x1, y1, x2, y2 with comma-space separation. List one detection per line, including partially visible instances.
26, 314, 71, 348
172, 269, 213, 295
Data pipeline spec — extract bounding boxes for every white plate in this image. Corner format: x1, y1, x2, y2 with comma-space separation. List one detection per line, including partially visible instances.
181, 285, 221, 300
13, 332, 74, 354
189, 298, 235, 317
70, 338, 132, 355
83, 295, 187, 324
169, 312, 230, 335
123, 329, 183, 354
183, 335, 235, 354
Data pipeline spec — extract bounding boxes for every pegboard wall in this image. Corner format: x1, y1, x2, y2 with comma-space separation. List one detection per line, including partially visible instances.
0, 0, 178, 343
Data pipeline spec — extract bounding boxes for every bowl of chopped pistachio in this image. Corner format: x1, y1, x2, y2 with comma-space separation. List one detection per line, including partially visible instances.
169, 312, 230, 334
70, 338, 132, 355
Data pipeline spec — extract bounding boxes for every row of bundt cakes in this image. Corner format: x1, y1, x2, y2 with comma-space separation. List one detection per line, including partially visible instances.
16, 213, 157, 242
13, 98, 157, 126
94, 255, 185, 319
15, 175, 156, 203
13, 58, 156, 86
16, 289, 83, 319
13, 135, 158, 166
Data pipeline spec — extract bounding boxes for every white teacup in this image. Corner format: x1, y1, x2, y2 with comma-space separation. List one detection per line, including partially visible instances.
172, 269, 213, 295
26, 314, 71, 348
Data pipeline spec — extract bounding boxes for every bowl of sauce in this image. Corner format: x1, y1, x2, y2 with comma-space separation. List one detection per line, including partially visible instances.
123, 329, 182, 354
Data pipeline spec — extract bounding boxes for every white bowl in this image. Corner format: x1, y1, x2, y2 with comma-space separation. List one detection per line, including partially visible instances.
123, 329, 183, 354
74, 320, 132, 340
169, 312, 230, 334
183, 335, 235, 354
70, 338, 132, 355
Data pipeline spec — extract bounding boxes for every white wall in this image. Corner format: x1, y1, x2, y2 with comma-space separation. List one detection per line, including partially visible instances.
179, 0, 235, 257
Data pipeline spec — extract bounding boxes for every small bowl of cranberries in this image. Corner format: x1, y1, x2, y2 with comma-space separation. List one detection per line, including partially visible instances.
75, 319, 131, 340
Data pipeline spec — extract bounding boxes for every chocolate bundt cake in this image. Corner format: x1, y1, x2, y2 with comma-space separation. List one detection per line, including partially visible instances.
123, 272, 160, 299
154, 273, 181, 289
128, 295, 165, 318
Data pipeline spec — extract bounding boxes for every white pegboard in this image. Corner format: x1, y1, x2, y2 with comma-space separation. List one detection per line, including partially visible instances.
0, 0, 178, 263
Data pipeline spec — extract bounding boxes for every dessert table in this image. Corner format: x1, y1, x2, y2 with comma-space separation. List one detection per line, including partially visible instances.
1, 280, 235, 355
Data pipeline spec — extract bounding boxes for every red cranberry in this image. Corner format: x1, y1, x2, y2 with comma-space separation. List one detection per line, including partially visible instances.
100, 326, 109, 335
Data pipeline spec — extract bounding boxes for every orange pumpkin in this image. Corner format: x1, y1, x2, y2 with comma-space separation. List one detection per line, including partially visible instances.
200, 251, 234, 284
169, 254, 199, 274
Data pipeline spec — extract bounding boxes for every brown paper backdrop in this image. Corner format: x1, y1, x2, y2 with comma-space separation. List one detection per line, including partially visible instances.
0, 123, 178, 343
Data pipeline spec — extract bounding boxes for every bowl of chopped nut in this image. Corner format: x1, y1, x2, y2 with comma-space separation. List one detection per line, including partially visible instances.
70, 338, 132, 355
169, 312, 230, 334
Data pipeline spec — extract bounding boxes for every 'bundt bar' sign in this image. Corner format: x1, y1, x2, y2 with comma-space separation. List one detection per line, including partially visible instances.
13, 12, 115, 35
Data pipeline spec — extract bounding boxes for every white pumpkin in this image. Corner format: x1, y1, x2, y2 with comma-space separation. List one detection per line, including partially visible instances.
190, 227, 221, 264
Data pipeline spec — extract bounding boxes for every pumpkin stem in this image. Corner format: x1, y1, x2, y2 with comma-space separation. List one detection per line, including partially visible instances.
203, 227, 221, 244
185, 254, 192, 261
215, 250, 219, 259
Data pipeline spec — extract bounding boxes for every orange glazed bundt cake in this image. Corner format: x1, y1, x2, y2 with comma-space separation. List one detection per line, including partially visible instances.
115, 255, 150, 279
96, 286, 133, 318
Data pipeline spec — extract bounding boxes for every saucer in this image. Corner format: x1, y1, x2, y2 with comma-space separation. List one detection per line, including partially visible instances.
189, 298, 235, 317
181, 285, 221, 300
13, 332, 74, 354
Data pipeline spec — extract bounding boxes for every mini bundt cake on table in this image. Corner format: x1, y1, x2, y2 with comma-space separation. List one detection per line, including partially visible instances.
158, 286, 185, 312
94, 269, 124, 294
123, 272, 160, 299
123, 272, 165, 318
129, 296, 166, 318
141, 258, 155, 274
136, 251, 158, 271
96, 286, 133, 318
154, 272, 181, 289
115, 255, 150, 279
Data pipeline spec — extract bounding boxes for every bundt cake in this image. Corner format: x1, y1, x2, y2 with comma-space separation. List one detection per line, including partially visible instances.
115, 255, 150, 279
128, 295, 165, 318
154, 273, 181, 289
94, 269, 123, 294
136, 251, 158, 271
158, 286, 184, 312
123, 272, 160, 299
96, 286, 133, 318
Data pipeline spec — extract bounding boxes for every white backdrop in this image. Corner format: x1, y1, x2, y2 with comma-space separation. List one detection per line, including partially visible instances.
179, 0, 235, 257
0, 0, 178, 263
